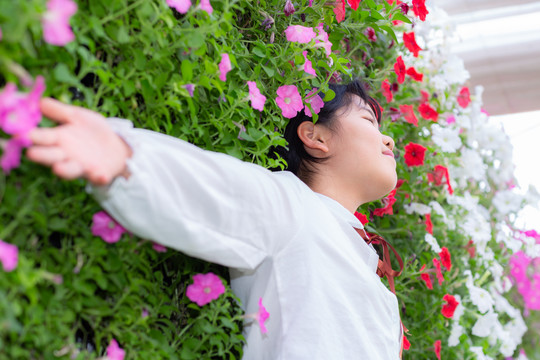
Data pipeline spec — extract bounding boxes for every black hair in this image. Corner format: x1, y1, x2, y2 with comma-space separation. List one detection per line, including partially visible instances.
271, 79, 382, 184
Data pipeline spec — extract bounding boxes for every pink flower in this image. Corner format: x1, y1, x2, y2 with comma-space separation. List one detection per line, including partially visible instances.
399, 104, 418, 126
446, 115, 456, 124
1, 138, 25, 173
284, 0, 295, 16
152, 243, 167, 253
91, 211, 126, 244
257, 297, 270, 334
304, 88, 324, 117
457, 86, 471, 108
0, 77, 45, 138
42, 0, 77, 46
302, 51, 316, 76
433, 258, 444, 285
167, 0, 191, 13
425, 213, 433, 234
186, 272, 225, 306
218, 53, 232, 82
363, 27, 377, 42
284, 25, 316, 44
106, 339, 125, 360
434, 340, 441, 360
200, 0, 213, 14
381, 79, 392, 103
0, 239, 18, 272
0, 27, 2, 41
184, 84, 195, 97
275, 85, 303, 118
247, 81, 266, 112
314, 24, 332, 57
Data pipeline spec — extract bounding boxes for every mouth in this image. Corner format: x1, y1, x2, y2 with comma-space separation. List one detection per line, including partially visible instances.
383, 150, 394, 157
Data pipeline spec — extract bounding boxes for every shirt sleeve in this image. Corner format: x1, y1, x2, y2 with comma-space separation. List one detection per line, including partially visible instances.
87, 118, 304, 270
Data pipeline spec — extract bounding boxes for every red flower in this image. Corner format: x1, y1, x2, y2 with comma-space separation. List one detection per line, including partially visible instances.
349, 0, 361, 10
420, 264, 433, 290
457, 86, 471, 108
406, 67, 423, 81
403, 32, 422, 57
381, 79, 393, 103
403, 334, 411, 350
420, 90, 430, 104
466, 240, 476, 258
354, 211, 369, 225
425, 213, 433, 235
418, 103, 438, 121
433, 258, 444, 285
403, 142, 427, 167
441, 294, 459, 318
427, 165, 454, 195
439, 247, 452, 271
364, 27, 377, 42
412, 0, 429, 21
394, 56, 406, 84
373, 189, 397, 217
434, 340, 441, 360
333, 0, 346, 22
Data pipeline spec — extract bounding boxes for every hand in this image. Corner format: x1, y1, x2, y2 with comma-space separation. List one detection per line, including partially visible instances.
27, 98, 133, 186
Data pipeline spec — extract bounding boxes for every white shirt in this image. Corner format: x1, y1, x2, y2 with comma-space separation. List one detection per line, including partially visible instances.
89, 119, 402, 360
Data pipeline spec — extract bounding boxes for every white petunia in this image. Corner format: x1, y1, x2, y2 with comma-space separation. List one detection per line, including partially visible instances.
472, 311, 498, 337
469, 346, 494, 360
431, 124, 462, 152
404, 202, 431, 215
448, 322, 464, 347
425, 233, 442, 253
465, 271, 494, 313
462, 215, 491, 245
493, 190, 523, 214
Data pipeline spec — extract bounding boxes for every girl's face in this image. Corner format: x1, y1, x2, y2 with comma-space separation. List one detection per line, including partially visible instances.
327, 96, 397, 203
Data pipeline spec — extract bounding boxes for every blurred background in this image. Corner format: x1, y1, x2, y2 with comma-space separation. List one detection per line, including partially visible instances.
430, 0, 540, 229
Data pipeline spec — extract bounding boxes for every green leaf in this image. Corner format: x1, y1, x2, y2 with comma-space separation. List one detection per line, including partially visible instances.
181, 60, 193, 82
391, 12, 412, 24
323, 89, 335, 101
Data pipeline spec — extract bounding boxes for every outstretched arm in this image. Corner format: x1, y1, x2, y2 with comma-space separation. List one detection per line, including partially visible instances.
28, 99, 303, 270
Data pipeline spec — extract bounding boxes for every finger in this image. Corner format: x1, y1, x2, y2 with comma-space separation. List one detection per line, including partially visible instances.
52, 160, 84, 180
26, 146, 67, 166
29, 127, 60, 146
40, 98, 76, 124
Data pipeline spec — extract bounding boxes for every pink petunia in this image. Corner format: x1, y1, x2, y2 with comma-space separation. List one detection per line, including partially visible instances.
399, 104, 418, 126
106, 339, 125, 360
167, 0, 191, 13
0, 77, 45, 138
200, 0, 213, 14
152, 243, 167, 253
247, 81, 266, 112
425, 213, 433, 235
257, 297, 270, 334
42, 0, 78, 46
218, 53, 232, 82
302, 51, 316, 76
434, 340, 441, 360
284, 25, 316, 44
1, 138, 25, 174
381, 79, 392, 103
0, 239, 18, 272
184, 84, 195, 97
363, 27, 377, 42
275, 85, 303, 118
0, 27, 2, 41
457, 86, 471, 108
91, 211, 126, 244
314, 24, 332, 57
304, 88, 324, 117
433, 258, 444, 285
186, 272, 225, 306
284, 0, 295, 16
446, 115, 456, 124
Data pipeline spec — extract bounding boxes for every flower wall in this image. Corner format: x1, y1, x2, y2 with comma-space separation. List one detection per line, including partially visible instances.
1, 0, 539, 359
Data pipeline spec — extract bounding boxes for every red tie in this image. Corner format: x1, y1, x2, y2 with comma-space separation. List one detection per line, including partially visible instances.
354, 227, 404, 295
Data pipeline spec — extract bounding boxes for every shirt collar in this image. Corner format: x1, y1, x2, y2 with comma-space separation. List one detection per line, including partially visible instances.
315, 193, 364, 229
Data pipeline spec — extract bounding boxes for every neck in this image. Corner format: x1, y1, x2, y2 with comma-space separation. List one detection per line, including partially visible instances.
307, 171, 365, 213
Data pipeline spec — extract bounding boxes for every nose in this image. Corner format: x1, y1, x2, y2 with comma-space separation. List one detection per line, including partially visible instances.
382, 134, 395, 151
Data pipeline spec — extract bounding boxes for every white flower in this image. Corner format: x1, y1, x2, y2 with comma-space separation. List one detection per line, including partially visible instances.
459, 149, 486, 181
496, 231, 522, 253
517, 350, 529, 360
472, 311, 498, 337
493, 190, 523, 214
425, 233, 442, 253
492, 290, 519, 318
404, 202, 431, 215
441, 55, 470, 84
452, 294, 464, 321
462, 215, 491, 245
504, 314, 527, 346
465, 271, 494, 313
470, 346, 494, 360
429, 201, 456, 230
524, 236, 540, 258
448, 322, 463, 347
431, 124, 462, 152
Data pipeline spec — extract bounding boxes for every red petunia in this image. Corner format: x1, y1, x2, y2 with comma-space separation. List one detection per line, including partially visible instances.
457, 86, 471, 108
403, 32, 422, 57
433, 258, 444, 285
348, 0, 361, 10
403, 334, 411, 350
399, 104, 418, 126
334, 0, 346, 22
441, 294, 459, 318
466, 240, 476, 258
427, 165, 454, 195
412, 0, 429, 21
354, 211, 369, 225
406, 67, 423, 82
404, 142, 427, 167
381, 79, 393, 103
434, 340, 441, 360
420, 264, 433, 290
394, 56, 406, 84
425, 213, 433, 235
418, 103, 438, 121
439, 247, 452, 271
420, 90, 430, 104
373, 189, 397, 217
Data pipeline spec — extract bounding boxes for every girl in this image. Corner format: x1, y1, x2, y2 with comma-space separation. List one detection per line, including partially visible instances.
27, 80, 402, 359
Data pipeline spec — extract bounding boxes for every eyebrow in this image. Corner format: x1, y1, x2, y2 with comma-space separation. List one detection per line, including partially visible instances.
357, 103, 376, 121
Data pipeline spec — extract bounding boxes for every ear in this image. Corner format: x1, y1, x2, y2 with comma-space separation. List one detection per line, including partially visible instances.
297, 121, 330, 155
